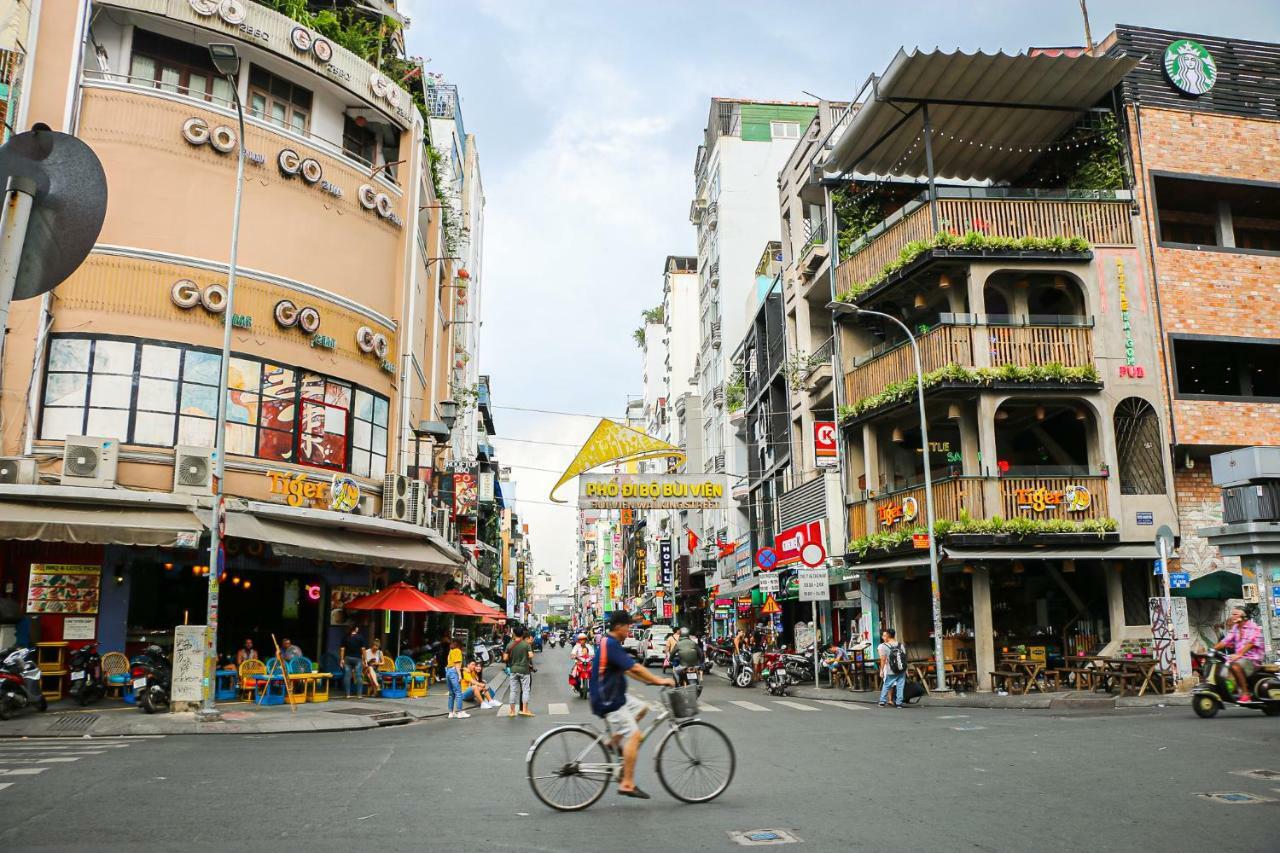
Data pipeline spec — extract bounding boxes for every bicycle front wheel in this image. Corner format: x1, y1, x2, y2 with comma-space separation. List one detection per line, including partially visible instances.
654, 720, 736, 803
527, 725, 614, 811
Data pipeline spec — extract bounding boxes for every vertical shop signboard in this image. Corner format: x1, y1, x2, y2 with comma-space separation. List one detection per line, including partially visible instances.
814, 421, 839, 469
660, 538, 673, 587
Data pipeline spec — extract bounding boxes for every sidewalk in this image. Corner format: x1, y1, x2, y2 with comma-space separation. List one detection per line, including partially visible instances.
710, 667, 1181, 712
0, 692, 451, 738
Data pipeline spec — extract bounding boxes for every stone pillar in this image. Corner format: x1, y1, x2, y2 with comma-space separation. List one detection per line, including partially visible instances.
972, 565, 995, 692
1106, 563, 1126, 645
957, 403, 980, 477
977, 395, 1002, 512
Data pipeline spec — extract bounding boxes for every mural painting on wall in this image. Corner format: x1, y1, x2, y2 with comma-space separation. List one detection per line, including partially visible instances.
1177, 502, 1240, 579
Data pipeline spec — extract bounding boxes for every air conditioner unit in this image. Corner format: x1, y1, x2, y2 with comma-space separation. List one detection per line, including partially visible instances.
355, 494, 379, 517
0, 457, 37, 485
431, 507, 451, 537
61, 436, 118, 488
172, 445, 214, 494
382, 473, 412, 522
408, 480, 430, 526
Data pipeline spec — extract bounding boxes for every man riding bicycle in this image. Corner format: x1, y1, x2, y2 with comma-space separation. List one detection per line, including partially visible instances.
591, 611, 673, 799
671, 627, 702, 686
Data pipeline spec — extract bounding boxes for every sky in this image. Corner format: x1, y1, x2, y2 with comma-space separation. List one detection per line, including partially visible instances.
401, 0, 1280, 594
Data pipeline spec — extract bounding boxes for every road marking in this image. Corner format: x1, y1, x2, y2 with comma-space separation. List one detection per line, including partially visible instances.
547, 703, 569, 716
38, 757, 82, 763
0, 783, 12, 793
697, 702, 721, 712
728, 700, 770, 712
0, 768, 46, 776
774, 700, 818, 712
812, 699, 868, 711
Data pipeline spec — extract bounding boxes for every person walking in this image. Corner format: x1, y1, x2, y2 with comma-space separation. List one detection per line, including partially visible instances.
340, 624, 366, 699
505, 624, 535, 717
878, 628, 907, 708
446, 639, 468, 719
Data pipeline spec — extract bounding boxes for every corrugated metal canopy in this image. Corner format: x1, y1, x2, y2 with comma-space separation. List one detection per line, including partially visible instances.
826, 49, 1141, 183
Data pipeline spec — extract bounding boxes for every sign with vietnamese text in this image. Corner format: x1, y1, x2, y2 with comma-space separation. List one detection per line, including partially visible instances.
577, 473, 729, 510
759, 573, 780, 594
797, 567, 830, 602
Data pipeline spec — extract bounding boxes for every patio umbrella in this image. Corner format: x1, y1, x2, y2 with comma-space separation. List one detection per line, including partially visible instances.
344, 582, 453, 655
438, 589, 499, 617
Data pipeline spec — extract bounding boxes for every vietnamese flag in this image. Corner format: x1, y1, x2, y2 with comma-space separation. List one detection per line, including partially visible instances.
686, 527, 700, 554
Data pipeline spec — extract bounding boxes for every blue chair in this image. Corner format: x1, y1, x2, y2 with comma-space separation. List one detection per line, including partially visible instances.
214, 669, 239, 701
254, 658, 287, 706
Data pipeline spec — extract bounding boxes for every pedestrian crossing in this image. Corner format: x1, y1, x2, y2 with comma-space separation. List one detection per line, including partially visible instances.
473, 696, 875, 719
0, 736, 161, 794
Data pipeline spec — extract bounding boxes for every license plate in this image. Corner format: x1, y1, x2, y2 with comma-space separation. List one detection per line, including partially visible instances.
69, 671, 85, 681
133, 677, 147, 690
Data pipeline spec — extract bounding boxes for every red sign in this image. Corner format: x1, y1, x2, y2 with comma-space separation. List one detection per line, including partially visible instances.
912, 533, 931, 550
814, 421, 837, 461
774, 520, 823, 568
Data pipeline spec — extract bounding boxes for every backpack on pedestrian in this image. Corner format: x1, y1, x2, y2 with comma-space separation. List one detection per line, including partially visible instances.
888, 644, 907, 675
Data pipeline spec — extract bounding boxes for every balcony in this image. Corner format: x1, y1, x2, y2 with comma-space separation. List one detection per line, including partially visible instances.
847, 474, 1112, 547
843, 319, 1095, 411
708, 261, 720, 287
710, 321, 722, 349
706, 202, 719, 229
834, 190, 1134, 299
804, 335, 836, 392
799, 220, 828, 272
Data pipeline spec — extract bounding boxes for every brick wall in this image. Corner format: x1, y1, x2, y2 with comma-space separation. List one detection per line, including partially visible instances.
1127, 105, 1280, 448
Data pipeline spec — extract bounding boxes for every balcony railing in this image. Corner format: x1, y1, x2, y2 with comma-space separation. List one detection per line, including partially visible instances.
834, 190, 1134, 297
707, 202, 719, 228
800, 219, 828, 260
844, 322, 1093, 405
847, 474, 1111, 542
710, 321, 722, 349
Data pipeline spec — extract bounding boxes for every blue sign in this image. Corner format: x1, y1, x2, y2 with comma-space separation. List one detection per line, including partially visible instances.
756, 547, 778, 571
1136, 511, 1154, 526
1169, 572, 1190, 589
1153, 558, 1164, 575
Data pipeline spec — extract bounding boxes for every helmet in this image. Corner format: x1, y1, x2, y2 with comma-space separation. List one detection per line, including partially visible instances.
679, 627, 690, 637
577, 633, 587, 640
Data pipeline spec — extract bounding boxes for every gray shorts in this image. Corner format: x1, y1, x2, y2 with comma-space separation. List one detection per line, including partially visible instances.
604, 695, 647, 737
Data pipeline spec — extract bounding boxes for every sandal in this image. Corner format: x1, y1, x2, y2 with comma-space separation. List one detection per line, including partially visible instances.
618, 787, 651, 799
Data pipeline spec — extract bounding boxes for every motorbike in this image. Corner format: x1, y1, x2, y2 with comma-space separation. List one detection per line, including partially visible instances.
729, 647, 754, 688
568, 656, 592, 700
68, 641, 106, 706
1191, 649, 1280, 718
763, 649, 819, 696
131, 645, 172, 714
0, 646, 47, 721
676, 663, 704, 698
706, 640, 732, 668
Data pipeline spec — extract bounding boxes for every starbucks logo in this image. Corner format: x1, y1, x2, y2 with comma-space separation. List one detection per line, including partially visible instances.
1164, 39, 1217, 96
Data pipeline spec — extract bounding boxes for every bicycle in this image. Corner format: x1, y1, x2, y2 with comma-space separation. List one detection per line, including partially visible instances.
525, 686, 735, 811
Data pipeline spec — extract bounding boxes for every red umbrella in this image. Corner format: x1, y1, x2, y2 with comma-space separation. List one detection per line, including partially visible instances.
437, 590, 499, 618
345, 582, 451, 613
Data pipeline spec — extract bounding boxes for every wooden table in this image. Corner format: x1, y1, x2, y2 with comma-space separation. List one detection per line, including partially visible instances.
1113, 658, 1161, 696
909, 659, 971, 694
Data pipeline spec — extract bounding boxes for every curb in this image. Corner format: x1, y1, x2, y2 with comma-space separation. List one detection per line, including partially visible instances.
779, 684, 1183, 713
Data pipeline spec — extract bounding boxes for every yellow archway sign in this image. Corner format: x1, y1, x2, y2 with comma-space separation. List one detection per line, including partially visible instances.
548, 419, 686, 503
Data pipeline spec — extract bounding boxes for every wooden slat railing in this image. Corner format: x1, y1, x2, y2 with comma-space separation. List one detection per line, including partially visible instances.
865, 478, 986, 532
986, 325, 1093, 368
848, 502, 869, 542
834, 197, 1133, 299
998, 476, 1109, 521
845, 325, 973, 405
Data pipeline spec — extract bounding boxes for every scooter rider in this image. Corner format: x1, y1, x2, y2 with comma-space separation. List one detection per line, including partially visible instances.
671, 627, 702, 686
1214, 606, 1265, 702
571, 632, 593, 665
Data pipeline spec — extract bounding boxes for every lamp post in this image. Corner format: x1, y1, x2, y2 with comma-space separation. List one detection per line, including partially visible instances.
828, 301, 947, 693
200, 43, 245, 720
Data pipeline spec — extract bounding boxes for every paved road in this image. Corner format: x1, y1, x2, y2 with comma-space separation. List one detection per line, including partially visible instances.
2, 645, 1279, 852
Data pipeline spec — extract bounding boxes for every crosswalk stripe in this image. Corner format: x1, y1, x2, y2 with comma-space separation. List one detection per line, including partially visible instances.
38, 757, 82, 763
774, 700, 818, 711
696, 702, 721, 712
0, 768, 47, 776
548, 703, 569, 715
728, 700, 770, 712
813, 699, 869, 711
0, 783, 12, 793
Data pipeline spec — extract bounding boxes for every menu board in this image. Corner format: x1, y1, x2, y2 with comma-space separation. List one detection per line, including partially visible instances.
26, 564, 101, 615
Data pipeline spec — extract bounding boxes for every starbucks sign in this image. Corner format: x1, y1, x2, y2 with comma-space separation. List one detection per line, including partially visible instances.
1164, 39, 1217, 96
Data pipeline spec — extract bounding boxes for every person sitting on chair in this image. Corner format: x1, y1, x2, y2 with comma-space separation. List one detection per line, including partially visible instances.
280, 638, 303, 662
362, 639, 384, 697
235, 638, 258, 666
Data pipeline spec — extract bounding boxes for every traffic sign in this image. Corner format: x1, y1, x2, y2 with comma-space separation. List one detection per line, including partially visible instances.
1153, 558, 1164, 575
800, 541, 826, 567
755, 547, 778, 571
797, 567, 829, 602
758, 573, 780, 594
1169, 572, 1190, 589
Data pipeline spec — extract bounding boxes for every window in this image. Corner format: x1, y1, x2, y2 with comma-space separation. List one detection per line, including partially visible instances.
248, 66, 312, 134
1172, 335, 1280, 399
128, 29, 233, 104
1113, 398, 1166, 495
40, 335, 389, 476
770, 121, 801, 140
1154, 174, 1280, 251
342, 115, 378, 166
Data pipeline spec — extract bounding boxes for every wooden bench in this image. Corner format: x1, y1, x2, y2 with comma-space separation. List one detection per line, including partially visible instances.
990, 670, 1025, 693
946, 670, 975, 692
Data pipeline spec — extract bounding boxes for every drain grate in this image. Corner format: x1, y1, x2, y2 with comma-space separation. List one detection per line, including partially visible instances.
728, 829, 802, 846
1194, 791, 1277, 805
50, 714, 97, 733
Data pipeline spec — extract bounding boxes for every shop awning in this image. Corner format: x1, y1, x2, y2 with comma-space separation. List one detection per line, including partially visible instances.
225, 512, 460, 573
0, 499, 204, 548
825, 49, 1141, 183
1173, 570, 1244, 600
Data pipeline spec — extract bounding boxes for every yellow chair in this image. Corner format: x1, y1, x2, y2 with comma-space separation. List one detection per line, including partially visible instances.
103, 652, 130, 699
238, 659, 267, 700
309, 673, 331, 702
408, 669, 429, 698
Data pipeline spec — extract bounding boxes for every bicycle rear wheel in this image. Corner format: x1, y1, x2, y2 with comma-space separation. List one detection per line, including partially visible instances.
654, 720, 736, 803
527, 725, 614, 811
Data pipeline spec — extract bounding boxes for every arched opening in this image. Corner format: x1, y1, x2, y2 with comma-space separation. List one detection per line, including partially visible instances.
1114, 398, 1167, 495
983, 285, 1010, 318
994, 400, 1092, 475
984, 271, 1088, 324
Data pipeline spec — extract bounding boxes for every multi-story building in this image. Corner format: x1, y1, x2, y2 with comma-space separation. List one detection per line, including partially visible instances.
821, 45, 1179, 687
690, 98, 816, 585
0, 0, 497, 664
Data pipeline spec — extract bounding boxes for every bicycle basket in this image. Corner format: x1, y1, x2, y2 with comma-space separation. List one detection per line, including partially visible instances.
666, 685, 699, 719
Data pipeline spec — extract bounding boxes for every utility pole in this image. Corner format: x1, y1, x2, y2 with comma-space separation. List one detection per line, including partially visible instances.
1079, 0, 1095, 55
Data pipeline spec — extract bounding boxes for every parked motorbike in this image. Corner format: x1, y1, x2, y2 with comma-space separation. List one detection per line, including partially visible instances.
131, 645, 172, 714
730, 648, 754, 688
1191, 649, 1280, 718
706, 640, 732, 668
569, 657, 592, 700
68, 641, 106, 707
0, 646, 47, 721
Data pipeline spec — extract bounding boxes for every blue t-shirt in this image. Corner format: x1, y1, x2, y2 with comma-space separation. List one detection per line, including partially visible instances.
590, 635, 637, 716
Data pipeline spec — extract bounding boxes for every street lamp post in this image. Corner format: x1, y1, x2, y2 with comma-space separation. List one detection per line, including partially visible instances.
828, 302, 947, 693
199, 43, 246, 720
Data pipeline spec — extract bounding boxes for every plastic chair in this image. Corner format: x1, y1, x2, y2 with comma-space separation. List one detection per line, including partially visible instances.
103, 652, 130, 699
394, 655, 416, 675
238, 659, 267, 700
285, 658, 311, 705
255, 658, 287, 706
